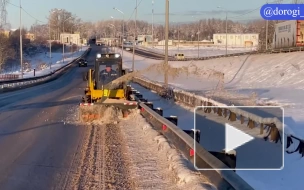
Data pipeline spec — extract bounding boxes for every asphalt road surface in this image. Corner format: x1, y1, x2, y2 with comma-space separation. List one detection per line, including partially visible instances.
0, 45, 135, 190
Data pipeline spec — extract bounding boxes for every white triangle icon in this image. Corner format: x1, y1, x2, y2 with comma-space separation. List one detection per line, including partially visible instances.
225, 123, 254, 152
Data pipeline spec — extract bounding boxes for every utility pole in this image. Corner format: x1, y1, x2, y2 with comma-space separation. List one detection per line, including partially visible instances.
34, 20, 37, 39
49, 21, 52, 69
62, 22, 65, 63
197, 31, 200, 58
19, 0, 23, 79
164, 0, 169, 86
266, 1, 269, 50
266, 20, 268, 50
132, 0, 137, 71
225, 11, 228, 56
113, 7, 124, 60
152, 0, 154, 47
178, 24, 180, 52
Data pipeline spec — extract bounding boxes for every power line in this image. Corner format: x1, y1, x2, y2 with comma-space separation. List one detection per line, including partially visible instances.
6, 0, 45, 24
228, 0, 290, 18
21, 8, 44, 23
127, 0, 143, 22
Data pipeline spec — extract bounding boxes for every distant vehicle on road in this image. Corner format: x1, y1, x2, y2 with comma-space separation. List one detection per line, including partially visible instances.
123, 41, 133, 51
78, 59, 87, 67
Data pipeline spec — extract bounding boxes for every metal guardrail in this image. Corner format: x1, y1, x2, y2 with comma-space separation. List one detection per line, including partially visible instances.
0, 48, 91, 91
132, 76, 304, 157
128, 86, 253, 189
122, 46, 304, 61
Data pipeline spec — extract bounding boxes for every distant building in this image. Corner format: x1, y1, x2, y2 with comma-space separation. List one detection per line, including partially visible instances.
97, 37, 119, 46
157, 40, 173, 46
137, 35, 152, 44
0, 30, 11, 37
272, 20, 304, 49
25, 33, 35, 41
213, 33, 259, 47
60, 33, 80, 45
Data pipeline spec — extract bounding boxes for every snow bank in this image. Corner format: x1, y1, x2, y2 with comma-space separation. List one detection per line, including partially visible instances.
120, 110, 216, 190
4, 46, 89, 78
138, 45, 256, 58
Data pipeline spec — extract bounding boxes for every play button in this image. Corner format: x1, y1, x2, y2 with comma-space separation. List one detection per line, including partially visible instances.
225, 123, 254, 152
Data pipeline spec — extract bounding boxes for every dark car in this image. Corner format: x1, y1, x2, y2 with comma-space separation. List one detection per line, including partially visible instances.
78, 59, 87, 67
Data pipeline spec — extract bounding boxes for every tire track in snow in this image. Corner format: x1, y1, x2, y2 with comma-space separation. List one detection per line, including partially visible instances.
64, 122, 136, 190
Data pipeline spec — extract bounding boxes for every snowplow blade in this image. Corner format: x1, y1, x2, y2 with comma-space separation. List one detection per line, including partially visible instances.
78, 100, 138, 122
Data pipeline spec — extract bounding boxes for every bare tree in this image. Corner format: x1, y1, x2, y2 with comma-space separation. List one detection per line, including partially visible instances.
48, 9, 77, 40
9, 28, 28, 55
0, 33, 15, 71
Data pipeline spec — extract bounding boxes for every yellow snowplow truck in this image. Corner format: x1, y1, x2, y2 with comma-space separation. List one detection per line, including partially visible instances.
79, 52, 137, 121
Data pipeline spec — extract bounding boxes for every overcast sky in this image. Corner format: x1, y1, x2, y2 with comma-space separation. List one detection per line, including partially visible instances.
6, 0, 287, 29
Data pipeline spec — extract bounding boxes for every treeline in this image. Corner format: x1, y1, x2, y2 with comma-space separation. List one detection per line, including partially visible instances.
30, 9, 278, 50
90, 18, 277, 49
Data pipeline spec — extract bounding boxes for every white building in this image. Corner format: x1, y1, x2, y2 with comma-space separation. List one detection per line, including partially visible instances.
272, 20, 304, 49
158, 40, 173, 46
137, 35, 153, 42
60, 33, 80, 45
213, 33, 259, 47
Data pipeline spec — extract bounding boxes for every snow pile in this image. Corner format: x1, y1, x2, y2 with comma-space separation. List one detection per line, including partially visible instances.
138, 45, 256, 58
3, 46, 89, 78
120, 109, 216, 190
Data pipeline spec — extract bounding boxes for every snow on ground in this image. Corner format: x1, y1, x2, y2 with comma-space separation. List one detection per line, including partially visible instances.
137, 45, 256, 58
119, 110, 216, 190
121, 50, 304, 139
69, 105, 215, 189
130, 83, 304, 190
3, 46, 89, 78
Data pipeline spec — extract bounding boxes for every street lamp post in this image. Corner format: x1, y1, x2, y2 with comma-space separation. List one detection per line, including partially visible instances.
152, 0, 154, 47
19, 0, 23, 78
132, 0, 137, 72
225, 12, 228, 55
217, 6, 228, 56
197, 31, 200, 58
62, 16, 73, 63
49, 22, 52, 69
178, 24, 180, 52
110, 16, 116, 51
109, 23, 116, 51
113, 7, 125, 60
164, 0, 169, 86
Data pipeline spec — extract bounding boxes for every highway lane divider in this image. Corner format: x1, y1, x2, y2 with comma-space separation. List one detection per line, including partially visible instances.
121, 46, 304, 61
126, 85, 253, 190
0, 48, 91, 93
132, 76, 304, 157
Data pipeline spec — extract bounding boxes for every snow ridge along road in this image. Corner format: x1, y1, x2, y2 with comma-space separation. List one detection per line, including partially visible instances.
131, 45, 304, 61
0, 48, 90, 92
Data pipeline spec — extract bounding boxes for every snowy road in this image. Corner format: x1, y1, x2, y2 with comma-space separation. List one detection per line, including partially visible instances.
0, 45, 212, 190
0, 46, 96, 190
